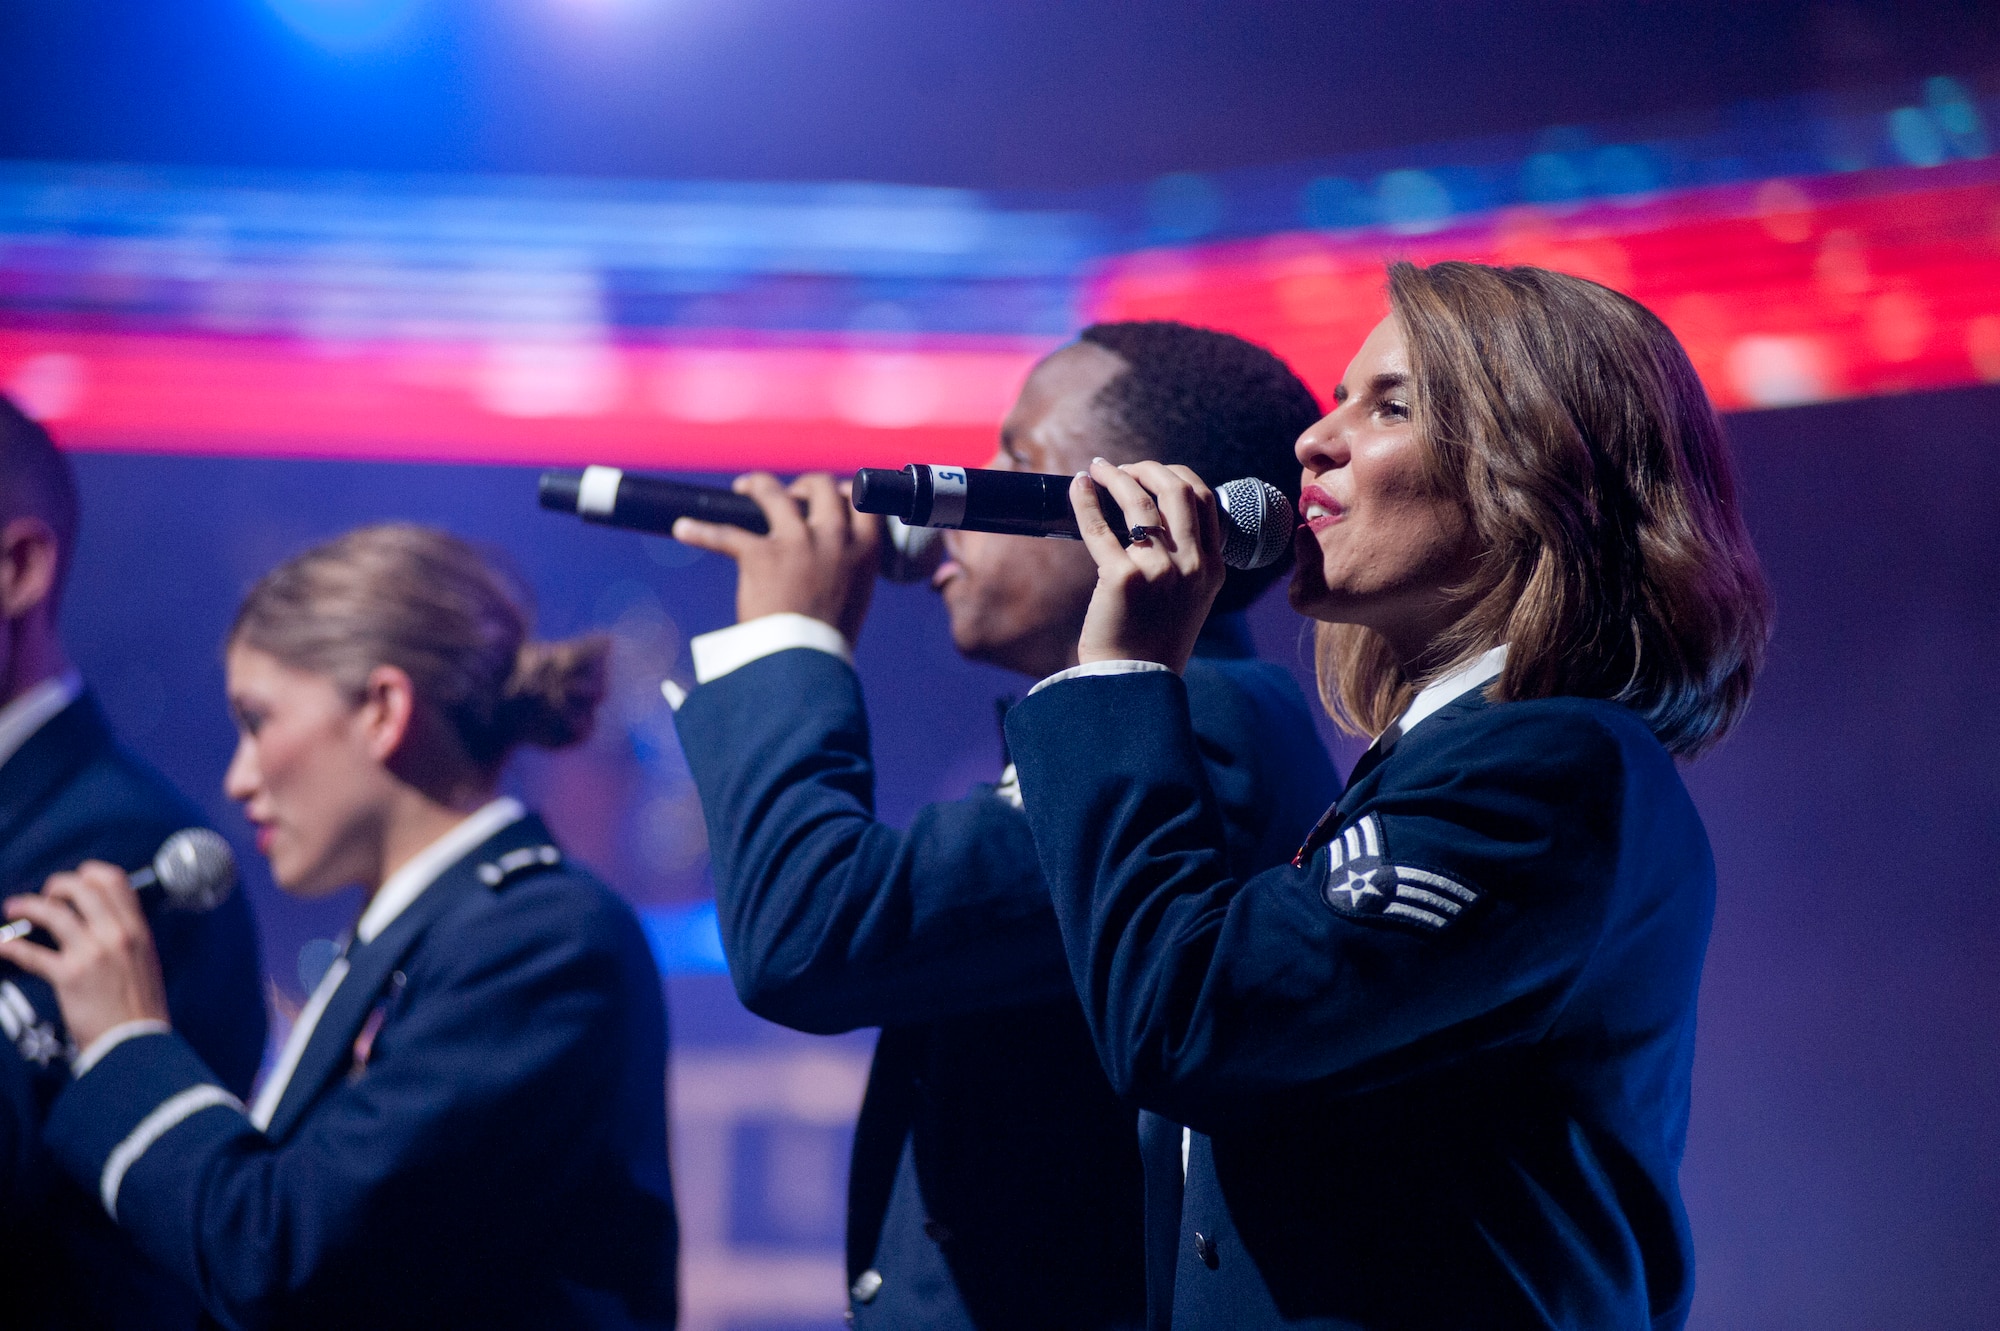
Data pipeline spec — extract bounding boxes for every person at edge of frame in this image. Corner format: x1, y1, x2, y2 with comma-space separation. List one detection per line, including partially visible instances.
0, 524, 679, 1331
0, 394, 265, 1331
665, 322, 1342, 1330
1003, 261, 1773, 1329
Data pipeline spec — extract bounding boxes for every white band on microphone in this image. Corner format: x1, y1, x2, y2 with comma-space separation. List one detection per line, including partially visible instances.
928, 466, 968, 527
577, 466, 624, 518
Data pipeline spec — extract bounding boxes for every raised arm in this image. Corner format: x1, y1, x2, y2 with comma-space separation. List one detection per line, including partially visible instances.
1002, 459, 1694, 1131
1006, 676, 1673, 1131
670, 471, 1073, 1032
675, 643, 1073, 1032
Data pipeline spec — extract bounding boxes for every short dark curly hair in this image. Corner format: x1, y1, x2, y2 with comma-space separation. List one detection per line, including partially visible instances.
1078, 321, 1319, 613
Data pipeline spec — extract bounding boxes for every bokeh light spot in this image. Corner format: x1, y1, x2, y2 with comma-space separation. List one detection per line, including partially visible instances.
1589, 145, 1659, 200
1868, 288, 1933, 362
1146, 173, 1225, 242
265, 0, 424, 52
4, 352, 86, 421
1728, 336, 1831, 407
1924, 76, 1990, 159
1300, 176, 1373, 231
1814, 229, 1871, 300
1967, 315, 2000, 383
1520, 153, 1588, 206
1374, 170, 1453, 235
1888, 106, 1948, 169
1754, 180, 1815, 244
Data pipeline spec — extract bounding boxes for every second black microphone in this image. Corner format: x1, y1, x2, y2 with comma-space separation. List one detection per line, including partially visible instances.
851, 464, 1295, 570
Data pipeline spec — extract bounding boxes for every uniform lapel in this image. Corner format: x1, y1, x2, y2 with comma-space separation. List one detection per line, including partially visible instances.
259, 814, 555, 1142
0, 697, 105, 890
1293, 690, 1501, 867
1340, 688, 1494, 813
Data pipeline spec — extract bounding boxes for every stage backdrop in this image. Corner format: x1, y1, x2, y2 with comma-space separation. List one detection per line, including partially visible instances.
14, 68, 1996, 1331
52, 378, 2000, 1331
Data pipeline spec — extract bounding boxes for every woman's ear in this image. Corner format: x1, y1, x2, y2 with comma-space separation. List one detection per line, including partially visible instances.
357, 664, 418, 764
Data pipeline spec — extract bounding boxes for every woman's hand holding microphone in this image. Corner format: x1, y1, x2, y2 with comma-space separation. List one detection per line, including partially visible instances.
0, 864, 169, 1052
1069, 458, 1229, 674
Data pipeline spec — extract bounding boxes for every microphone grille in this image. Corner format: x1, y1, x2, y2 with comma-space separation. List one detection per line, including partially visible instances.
1216, 478, 1296, 570
152, 828, 237, 912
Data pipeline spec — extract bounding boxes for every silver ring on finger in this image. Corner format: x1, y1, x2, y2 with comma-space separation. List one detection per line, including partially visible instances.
1127, 524, 1165, 546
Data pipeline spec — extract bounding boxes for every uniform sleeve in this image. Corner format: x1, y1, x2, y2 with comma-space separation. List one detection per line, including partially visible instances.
1006, 670, 1627, 1133
674, 646, 1073, 1033
40, 880, 636, 1331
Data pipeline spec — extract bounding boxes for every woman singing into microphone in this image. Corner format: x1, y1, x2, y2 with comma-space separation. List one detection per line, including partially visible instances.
1004, 262, 1769, 1330
0, 525, 678, 1330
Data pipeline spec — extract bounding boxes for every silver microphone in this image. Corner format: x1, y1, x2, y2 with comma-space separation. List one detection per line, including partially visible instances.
0, 828, 237, 942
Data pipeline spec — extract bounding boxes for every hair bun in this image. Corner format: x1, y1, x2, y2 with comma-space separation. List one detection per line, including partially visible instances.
500, 634, 612, 750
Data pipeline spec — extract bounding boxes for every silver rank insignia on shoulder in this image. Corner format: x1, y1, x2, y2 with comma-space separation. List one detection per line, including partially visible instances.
1318, 813, 1479, 932
476, 844, 562, 887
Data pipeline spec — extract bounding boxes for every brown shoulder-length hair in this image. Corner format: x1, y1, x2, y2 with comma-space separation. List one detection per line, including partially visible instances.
1316, 261, 1771, 758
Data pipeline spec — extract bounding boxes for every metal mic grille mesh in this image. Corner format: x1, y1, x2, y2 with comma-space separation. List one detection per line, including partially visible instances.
153, 828, 237, 912
1216, 478, 1295, 570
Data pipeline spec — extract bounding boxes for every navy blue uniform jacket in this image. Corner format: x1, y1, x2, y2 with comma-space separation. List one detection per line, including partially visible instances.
0, 693, 265, 1331
673, 618, 1339, 1330
1007, 674, 1712, 1330
39, 812, 679, 1331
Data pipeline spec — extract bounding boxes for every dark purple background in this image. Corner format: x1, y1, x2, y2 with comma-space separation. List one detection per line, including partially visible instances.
54, 379, 2000, 1327
1676, 385, 2000, 1328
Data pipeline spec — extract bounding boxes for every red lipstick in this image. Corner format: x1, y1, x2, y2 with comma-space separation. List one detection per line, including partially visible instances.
1298, 484, 1344, 532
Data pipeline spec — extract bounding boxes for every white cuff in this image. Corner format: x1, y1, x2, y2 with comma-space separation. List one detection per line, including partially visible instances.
1026, 659, 1174, 697
689, 613, 853, 686
72, 1019, 171, 1079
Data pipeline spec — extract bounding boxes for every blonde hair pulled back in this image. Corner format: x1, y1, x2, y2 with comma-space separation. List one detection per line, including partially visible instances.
231, 523, 609, 771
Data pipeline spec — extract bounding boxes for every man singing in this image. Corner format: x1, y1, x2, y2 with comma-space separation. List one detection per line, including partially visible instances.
0, 395, 265, 1330
669, 323, 1339, 1329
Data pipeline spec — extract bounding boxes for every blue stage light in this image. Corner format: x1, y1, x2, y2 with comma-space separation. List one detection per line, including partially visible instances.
265, 0, 424, 51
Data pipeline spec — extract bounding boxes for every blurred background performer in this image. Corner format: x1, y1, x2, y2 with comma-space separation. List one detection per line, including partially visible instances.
0, 524, 679, 1331
668, 323, 1339, 1329
1004, 264, 1773, 1329
0, 396, 265, 1331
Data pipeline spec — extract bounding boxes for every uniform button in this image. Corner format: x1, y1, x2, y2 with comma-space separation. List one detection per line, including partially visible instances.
1193, 1231, 1219, 1269
922, 1219, 954, 1245
851, 1269, 883, 1304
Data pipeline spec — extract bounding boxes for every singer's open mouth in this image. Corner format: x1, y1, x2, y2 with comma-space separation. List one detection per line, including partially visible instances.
1299, 484, 1344, 532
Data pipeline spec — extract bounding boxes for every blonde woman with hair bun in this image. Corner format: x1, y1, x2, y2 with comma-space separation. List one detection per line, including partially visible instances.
1, 523, 679, 1331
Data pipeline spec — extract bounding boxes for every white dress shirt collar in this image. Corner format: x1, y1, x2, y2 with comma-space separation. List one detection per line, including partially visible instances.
245, 796, 526, 1132
0, 670, 82, 774
1375, 644, 1509, 753
354, 796, 525, 945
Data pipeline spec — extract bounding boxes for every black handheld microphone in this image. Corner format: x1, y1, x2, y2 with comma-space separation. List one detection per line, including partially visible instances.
538, 466, 946, 583
851, 464, 1296, 571
0, 828, 238, 943
540, 466, 772, 535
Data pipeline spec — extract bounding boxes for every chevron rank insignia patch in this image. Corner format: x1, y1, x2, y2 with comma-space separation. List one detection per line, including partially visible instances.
1317, 813, 1479, 932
